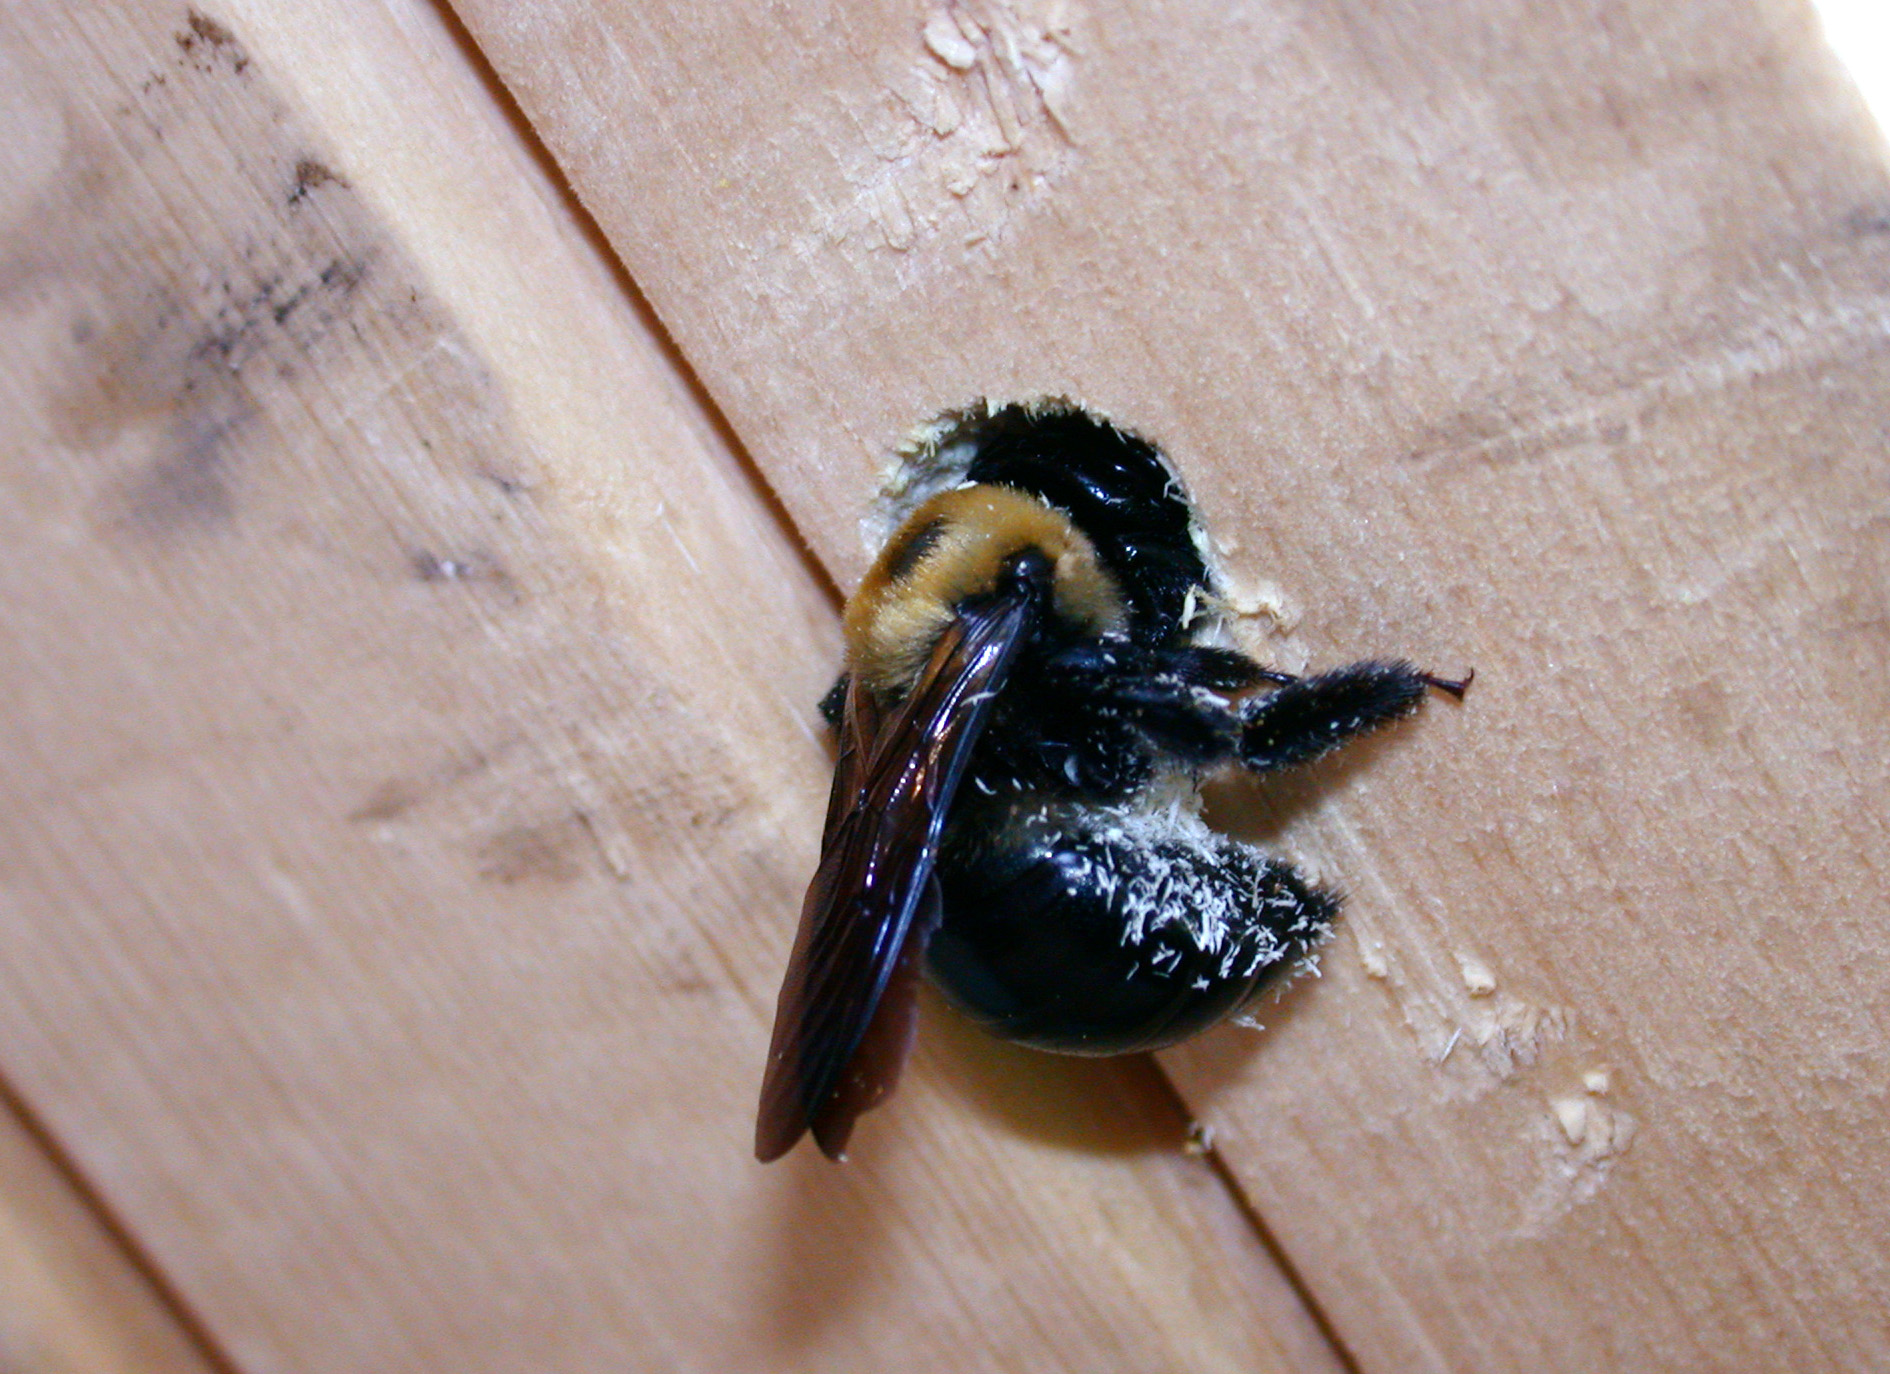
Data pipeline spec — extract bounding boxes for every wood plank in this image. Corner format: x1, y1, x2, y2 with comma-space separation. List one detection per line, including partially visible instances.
445, 0, 1890, 1368
0, 1094, 224, 1374
0, 4, 1341, 1373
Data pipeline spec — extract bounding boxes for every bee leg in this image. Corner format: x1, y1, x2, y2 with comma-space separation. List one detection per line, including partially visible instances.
1164, 645, 1296, 692
817, 674, 849, 727
1101, 677, 1243, 765
931, 816, 1338, 1054
1034, 642, 1251, 767
1239, 658, 1466, 773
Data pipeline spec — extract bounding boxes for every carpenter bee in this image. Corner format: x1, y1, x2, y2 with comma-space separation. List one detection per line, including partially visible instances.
756, 401, 1467, 1162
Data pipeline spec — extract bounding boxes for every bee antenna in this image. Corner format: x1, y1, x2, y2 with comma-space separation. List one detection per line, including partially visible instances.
1419, 667, 1475, 700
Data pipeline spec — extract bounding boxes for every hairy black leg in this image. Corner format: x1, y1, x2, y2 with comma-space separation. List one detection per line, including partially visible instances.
1163, 645, 1289, 691
1029, 640, 1250, 766
1240, 658, 1466, 772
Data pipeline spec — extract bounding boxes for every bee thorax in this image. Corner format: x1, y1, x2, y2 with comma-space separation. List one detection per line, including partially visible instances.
843, 484, 1126, 694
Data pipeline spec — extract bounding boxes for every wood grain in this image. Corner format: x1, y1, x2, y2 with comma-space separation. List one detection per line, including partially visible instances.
0, 4, 1339, 1373
445, 0, 1890, 1368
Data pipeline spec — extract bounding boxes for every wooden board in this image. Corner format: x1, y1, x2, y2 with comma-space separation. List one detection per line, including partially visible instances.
0, 5, 1339, 1373
444, 0, 1890, 1368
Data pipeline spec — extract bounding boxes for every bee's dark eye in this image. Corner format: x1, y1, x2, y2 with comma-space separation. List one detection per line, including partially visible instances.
883, 518, 946, 581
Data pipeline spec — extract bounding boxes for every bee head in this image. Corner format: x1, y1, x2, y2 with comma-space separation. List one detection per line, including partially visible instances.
843, 485, 1126, 695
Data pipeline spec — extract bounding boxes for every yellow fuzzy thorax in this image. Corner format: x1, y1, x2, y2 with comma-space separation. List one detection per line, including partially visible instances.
842, 485, 1127, 695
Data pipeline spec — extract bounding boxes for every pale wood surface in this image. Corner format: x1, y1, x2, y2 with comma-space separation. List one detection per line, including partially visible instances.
0, 5, 1339, 1374
5, 0, 1889, 1370
446, 0, 1890, 1370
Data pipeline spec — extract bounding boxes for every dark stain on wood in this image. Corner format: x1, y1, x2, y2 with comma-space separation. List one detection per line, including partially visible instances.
1844, 205, 1890, 238
477, 469, 532, 499
350, 777, 428, 825
348, 747, 505, 825
287, 157, 348, 206
0, 7, 535, 560
478, 819, 589, 886
115, 406, 249, 530
175, 9, 248, 74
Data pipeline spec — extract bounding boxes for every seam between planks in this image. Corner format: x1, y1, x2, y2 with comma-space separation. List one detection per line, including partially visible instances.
423, 4, 1359, 1369
425, 0, 846, 616
1147, 1069, 1365, 1374
0, 1070, 245, 1374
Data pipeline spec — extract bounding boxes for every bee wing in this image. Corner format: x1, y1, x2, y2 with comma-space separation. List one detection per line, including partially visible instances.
756, 587, 1040, 1162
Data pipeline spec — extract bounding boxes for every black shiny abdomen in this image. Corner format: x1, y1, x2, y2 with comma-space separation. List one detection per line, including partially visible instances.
928, 814, 1337, 1054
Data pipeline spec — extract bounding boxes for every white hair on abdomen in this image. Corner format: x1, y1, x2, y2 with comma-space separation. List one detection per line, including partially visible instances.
986, 770, 1330, 981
